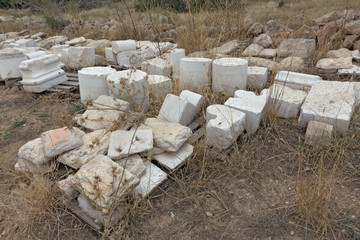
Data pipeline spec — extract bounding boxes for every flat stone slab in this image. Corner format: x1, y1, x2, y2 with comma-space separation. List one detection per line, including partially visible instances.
298, 81, 356, 134
225, 90, 267, 133
316, 57, 353, 70
108, 129, 153, 160
269, 84, 307, 119
115, 154, 146, 178
153, 143, 193, 170
132, 161, 167, 198
206, 104, 246, 150
274, 71, 323, 91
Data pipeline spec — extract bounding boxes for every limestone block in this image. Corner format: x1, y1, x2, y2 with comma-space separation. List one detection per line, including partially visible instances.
242, 43, 263, 57
225, 90, 267, 133
50, 44, 70, 53
76, 95, 132, 131
147, 75, 172, 101
274, 71, 323, 91
144, 118, 192, 152
268, 84, 307, 118
72, 155, 139, 212
107, 69, 150, 112
18, 138, 51, 165
316, 57, 353, 70
105, 47, 117, 64
206, 105, 245, 149
158, 94, 193, 126
279, 57, 305, 72
212, 58, 248, 96
132, 161, 167, 198
338, 65, 360, 75
141, 57, 172, 77
277, 38, 315, 59
247, 66, 268, 89
241, 57, 278, 71
108, 129, 153, 160
15, 157, 55, 174
345, 20, 360, 35
19, 54, 61, 78
298, 81, 356, 134
259, 48, 277, 59
57, 175, 79, 200
58, 129, 111, 169
179, 90, 204, 123
78, 67, 116, 101
115, 154, 146, 178
305, 121, 333, 146
0, 33, 7, 41
65, 37, 86, 46
111, 40, 136, 54
61, 47, 95, 70
326, 48, 352, 58
254, 34, 273, 48
153, 143, 193, 170
179, 57, 212, 93
171, 48, 185, 79
15, 38, 35, 47
211, 40, 241, 54
0, 48, 27, 79
77, 194, 126, 226
25, 51, 46, 59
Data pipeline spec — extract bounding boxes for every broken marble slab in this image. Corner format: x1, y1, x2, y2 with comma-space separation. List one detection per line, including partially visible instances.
76, 95, 132, 131
157, 94, 193, 126
132, 161, 167, 198
147, 75, 172, 101
72, 155, 139, 213
153, 143, 193, 170
144, 118, 192, 152
298, 81, 356, 134
108, 129, 153, 160
141, 57, 172, 78
247, 66, 268, 90
115, 154, 146, 178
41, 127, 85, 158
58, 129, 111, 169
18, 138, 51, 165
274, 71, 323, 91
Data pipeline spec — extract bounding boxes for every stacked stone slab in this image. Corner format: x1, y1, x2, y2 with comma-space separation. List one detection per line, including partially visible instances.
19, 54, 68, 92
0, 48, 27, 80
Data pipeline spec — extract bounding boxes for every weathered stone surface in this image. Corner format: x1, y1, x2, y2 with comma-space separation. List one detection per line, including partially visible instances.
77, 194, 126, 226
254, 34, 273, 48
274, 71, 323, 91
105, 47, 117, 64
171, 48, 185, 79
259, 48, 277, 59
179, 57, 212, 93
316, 57, 353, 70
338, 65, 360, 75
277, 38, 315, 59
0, 48, 27, 80
354, 39, 360, 50
299, 81, 356, 133
58, 129, 110, 169
115, 154, 146, 178
293, 24, 316, 39
247, 66, 268, 90
65, 37, 86, 46
57, 175, 79, 200
153, 143, 193, 170
15, 38, 35, 48
279, 57, 305, 72
18, 138, 51, 165
242, 44, 263, 57
132, 161, 167, 198
225, 90, 267, 133
326, 48, 352, 58
342, 35, 359, 49
211, 40, 241, 54
141, 57, 172, 77
269, 84, 307, 119
15, 157, 55, 174
72, 155, 139, 212
314, 11, 339, 25
147, 75, 172, 101
144, 118, 191, 152
61, 47, 95, 70
242, 57, 278, 71
112, 40, 136, 54
77, 95, 132, 131
41, 127, 85, 158
305, 121, 333, 146
108, 129, 153, 160
247, 22, 264, 36
179, 90, 204, 124
346, 20, 360, 35
318, 21, 337, 47
206, 105, 245, 149
85, 39, 111, 49
37, 35, 68, 49
107, 69, 150, 112
157, 94, 193, 126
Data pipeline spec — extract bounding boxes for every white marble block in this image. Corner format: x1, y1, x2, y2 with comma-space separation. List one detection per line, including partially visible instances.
61, 46, 95, 70
268, 84, 307, 119
206, 104, 246, 149
212, 58, 248, 96
298, 81, 356, 134
179, 90, 204, 124
111, 40, 136, 54
171, 48, 185, 79
107, 69, 150, 112
153, 143, 193, 170
274, 71, 323, 91
147, 75, 172, 101
158, 94, 193, 126
141, 57, 172, 77
78, 66, 116, 101
15, 38, 35, 47
225, 90, 267, 133
105, 47, 117, 64
247, 66, 268, 89
179, 57, 212, 92
0, 48, 27, 80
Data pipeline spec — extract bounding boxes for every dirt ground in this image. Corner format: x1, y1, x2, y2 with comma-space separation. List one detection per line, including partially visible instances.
0, 84, 359, 240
